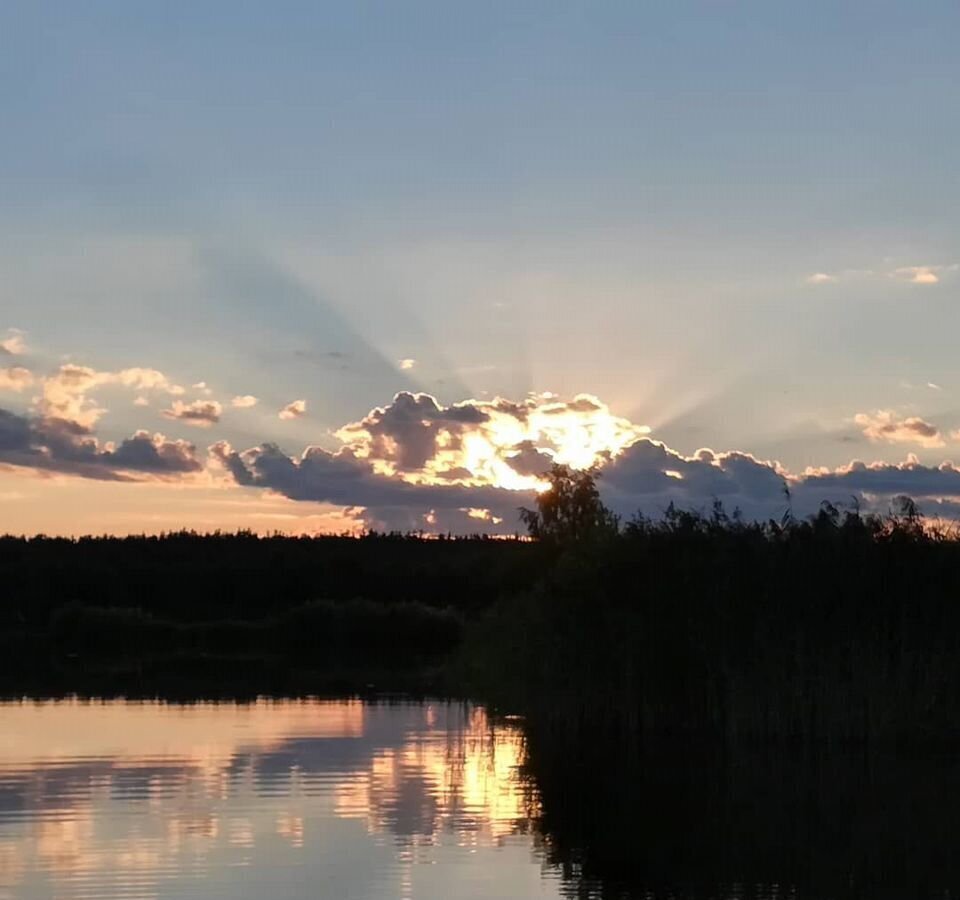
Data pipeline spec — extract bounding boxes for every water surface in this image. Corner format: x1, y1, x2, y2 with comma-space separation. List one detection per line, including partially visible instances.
0, 699, 562, 899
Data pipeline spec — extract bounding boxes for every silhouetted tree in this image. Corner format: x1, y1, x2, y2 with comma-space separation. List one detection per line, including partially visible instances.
519, 464, 619, 545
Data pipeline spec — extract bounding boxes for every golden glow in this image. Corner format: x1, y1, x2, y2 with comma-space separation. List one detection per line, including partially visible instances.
334, 705, 531, 844
338, 392, 649, 492
0, 698, 364, 766
0, 700, 538, 897
465, 507, 504, 523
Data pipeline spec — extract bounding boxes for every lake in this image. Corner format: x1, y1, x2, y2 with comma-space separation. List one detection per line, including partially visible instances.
5, 697, 960, 900
0, 699, 563, 900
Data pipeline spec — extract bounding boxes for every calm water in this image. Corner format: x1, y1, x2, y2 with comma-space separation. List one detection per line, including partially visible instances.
0, 699, 563, 900
6, 699, 960, 900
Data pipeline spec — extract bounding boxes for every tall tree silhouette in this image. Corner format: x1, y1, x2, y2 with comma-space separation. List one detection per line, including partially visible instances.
519, 464, 619, 545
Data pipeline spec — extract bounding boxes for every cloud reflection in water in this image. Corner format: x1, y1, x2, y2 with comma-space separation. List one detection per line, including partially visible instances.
0, 699, 559, 900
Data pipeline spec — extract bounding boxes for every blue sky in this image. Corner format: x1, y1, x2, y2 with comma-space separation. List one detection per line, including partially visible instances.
1, 2, 959, 533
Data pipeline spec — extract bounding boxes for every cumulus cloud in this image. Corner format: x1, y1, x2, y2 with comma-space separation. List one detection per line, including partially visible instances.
854, 410, 945, 448
39, 364, 186, 429
9, 372, 960, 534
335, 391, 647, 489
0, 406, 203, 481
598, 441, 960, 526
162, 399, 222, 427
209, 440, 523, 533
0, 367, 33, 392
231, 395, 258, 409
0, 330, 26, 356
214, 422, 960, 533
598, 440, 792, 522
279, 399, 307, 420
210, 391, 960, 532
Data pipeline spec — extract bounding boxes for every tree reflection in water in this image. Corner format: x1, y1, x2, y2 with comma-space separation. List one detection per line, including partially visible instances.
521, 718, 960, 899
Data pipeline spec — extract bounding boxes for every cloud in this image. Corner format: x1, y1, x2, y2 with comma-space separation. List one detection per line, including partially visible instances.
798, 456, 960, 503
210, 440, 523, 532
279, 399, 307, 420
0, 367, 33, 392
601, 441, 960, 526
231, 395, 258, 409
162, 399, 222, 428
889, 264, 958, 285
399, 358, 417, 370
0, 330, 26, 356
0, 406, 203, 481
334, 391, 647, 489
212, 391, 960, 532
805, 265, 957, 287
39, 364, 186, 428
854, 410, 945, 448
10, 371, 960, 534
599, 440, 793, 522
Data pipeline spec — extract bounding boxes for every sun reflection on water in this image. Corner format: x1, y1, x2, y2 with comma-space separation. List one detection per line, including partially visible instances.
0, 699, 554, 900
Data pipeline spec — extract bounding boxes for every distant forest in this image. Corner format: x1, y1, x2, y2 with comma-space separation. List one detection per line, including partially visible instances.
5, 469, 960, 745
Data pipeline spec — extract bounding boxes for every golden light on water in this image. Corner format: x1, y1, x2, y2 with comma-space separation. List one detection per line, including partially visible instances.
334, 705, 530, 845
0, 700, 543, 899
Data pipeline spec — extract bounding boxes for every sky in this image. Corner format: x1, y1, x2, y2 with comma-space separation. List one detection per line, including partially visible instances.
1, 1, 959, 535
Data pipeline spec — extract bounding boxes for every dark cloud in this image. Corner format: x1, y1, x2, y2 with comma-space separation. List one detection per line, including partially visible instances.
599, 440, 792, 521
799, 458, 960, 500
505, 440, 554, 478
212, 419, 960, 533
210, 441, 527, 532
337, 392, 489, 472
216, 393, 960, 531
603, 441, 960, 524
0, 406, 203, 480
162, 399, 222, 427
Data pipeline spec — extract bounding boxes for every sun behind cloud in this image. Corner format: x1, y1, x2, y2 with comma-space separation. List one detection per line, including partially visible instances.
335, 391, 650, 492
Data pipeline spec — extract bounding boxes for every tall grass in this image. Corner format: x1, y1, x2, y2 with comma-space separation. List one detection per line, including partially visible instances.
464, 505, 960, 746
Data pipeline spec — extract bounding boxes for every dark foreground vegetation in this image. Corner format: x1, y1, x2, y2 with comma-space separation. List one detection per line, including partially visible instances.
0, 530, 535, 695
4, 470, 960, 747
0, 468, 960, 743
7, 470, 960, 895
524, 735, 960, 899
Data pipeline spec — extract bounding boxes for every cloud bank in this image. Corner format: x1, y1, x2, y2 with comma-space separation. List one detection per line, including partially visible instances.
204, 392, 960, 533
9, 362, 960, 533
0, 407, 203, 481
